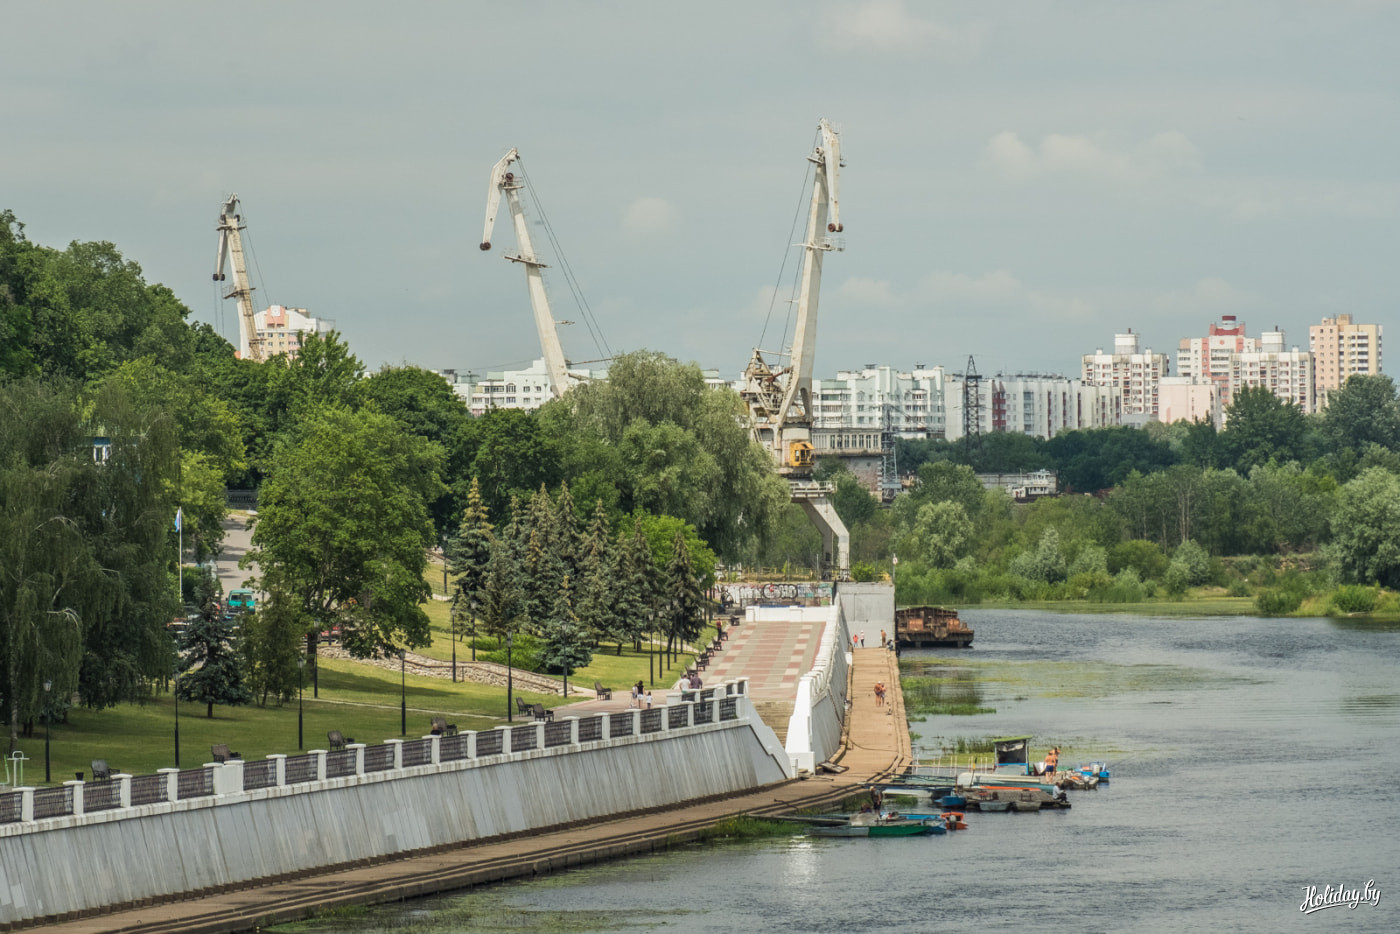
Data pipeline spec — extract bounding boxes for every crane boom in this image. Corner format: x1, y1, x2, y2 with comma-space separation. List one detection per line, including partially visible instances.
213, 194, 265, 362
741, 119, 845, 474
739, 119, 850, 579
479, 149, 571, 398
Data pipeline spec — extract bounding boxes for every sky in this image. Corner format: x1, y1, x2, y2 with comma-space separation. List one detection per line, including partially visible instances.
5, 1, 1398, 382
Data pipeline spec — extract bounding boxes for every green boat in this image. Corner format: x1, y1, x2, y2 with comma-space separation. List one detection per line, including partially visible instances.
807, 815, 934, 837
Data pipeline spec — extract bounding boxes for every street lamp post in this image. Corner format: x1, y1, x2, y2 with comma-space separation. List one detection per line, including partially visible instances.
173, 669, 181, 768
42, 680, 52, 784
506, 631, 514, 722
400, 650, 407, 736
297, 657, 306, 749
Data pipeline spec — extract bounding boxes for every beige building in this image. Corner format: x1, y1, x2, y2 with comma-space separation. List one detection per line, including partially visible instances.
1310, 314, 1383, 407
1081, 331, 1170, 417
1157, 377, 1221, 428
251, 305, 332, 360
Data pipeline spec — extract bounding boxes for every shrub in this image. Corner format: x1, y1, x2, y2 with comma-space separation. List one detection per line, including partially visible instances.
850, 561, 880, 583
1329, 584, 1379, 615
1226, 579, 1251, 597
1256, 588, 1304, 616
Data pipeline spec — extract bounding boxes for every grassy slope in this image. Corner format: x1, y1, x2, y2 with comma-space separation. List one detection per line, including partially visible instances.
13, 580, 699, 785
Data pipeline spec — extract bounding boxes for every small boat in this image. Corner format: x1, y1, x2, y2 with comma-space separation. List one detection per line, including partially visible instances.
936, 794, 966, 809
977, 798, 1013, 812
806, 812, 939, 837
1011, 799, 1042, 812
1077, 762, 1111, 782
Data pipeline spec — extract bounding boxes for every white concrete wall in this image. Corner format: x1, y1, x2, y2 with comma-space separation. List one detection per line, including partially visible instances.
774, 604, 850, 773
0, 692, 788, 926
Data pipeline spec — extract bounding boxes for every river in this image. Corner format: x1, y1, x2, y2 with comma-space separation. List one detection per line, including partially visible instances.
277, 611, 1399, 933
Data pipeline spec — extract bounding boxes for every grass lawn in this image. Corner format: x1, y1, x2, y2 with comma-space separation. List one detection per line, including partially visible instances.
11, 653, 556, 786
416, 597, 700, 693
9, 594, 708, 787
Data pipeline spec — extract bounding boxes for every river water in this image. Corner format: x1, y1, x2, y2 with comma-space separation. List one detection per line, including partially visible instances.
281, 611, 1399, 933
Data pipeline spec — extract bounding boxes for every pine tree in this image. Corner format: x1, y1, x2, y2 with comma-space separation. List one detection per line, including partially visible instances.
448, 477, 494, 652
575, 500, 616, 650
664, 529, 707, 655
177, 595, 253, 718
477, 538, 523, 648
537, 575, 593, 698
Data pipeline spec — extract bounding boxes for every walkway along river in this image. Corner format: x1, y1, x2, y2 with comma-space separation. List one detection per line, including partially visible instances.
278, 610, 1399, 934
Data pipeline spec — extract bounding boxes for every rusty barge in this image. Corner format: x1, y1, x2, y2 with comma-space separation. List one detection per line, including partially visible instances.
894, 605, 974, 648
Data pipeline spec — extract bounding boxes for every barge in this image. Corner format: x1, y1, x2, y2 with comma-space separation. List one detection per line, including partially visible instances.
894, 605, 974, 648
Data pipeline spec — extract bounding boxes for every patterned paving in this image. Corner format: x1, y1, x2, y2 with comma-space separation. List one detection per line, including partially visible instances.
704, 616, 826, 699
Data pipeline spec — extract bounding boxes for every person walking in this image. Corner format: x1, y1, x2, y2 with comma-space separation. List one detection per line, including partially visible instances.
859, 630, 866, 648
645, 690, 653, 709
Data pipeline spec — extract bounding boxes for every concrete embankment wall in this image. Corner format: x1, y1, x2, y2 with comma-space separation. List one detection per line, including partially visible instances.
0, 690, 787, 927
742, 602, 850, 773
837, 582, 894, 636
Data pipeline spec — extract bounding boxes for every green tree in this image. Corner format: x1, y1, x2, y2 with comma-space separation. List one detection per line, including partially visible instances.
1330, 467, 1400, 588
477, 537, 524, 646
537, 576, 592, 696
249, 405, 445, 662
575, 500, 619, 650
1218, 386, 1311, 473
448, 478, 494, 652
177, 597, 252, 718
1321, 374, 1400, 454
662, 530, 708, 655
239, 584, 305, 706
1045, 427, 1177, 492
1011, 528, 1067, 584
907, 501, 973, 569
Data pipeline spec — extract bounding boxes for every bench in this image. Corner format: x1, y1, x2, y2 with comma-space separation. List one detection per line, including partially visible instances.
327, 730, 355, 750
91, 759, 115, 781
210, 744, 241, 763
515, 697, 532, 716
531, 704, 554, 722
430, 717, 457, 736
594, 681, 612, 700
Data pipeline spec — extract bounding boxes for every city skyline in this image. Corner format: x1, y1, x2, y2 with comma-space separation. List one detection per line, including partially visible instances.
6, 2, 1397, 380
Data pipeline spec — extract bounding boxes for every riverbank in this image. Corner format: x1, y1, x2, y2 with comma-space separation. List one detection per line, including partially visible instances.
28, 650, 908, 934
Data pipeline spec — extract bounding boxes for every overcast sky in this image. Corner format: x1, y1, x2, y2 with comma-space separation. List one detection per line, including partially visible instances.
6, 1, 1397, 381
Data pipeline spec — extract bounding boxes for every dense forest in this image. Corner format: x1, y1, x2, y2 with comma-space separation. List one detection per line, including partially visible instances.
4, 210, 1398, 745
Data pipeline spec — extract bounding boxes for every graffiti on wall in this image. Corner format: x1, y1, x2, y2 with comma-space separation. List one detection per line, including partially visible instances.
718, 582, 834, 607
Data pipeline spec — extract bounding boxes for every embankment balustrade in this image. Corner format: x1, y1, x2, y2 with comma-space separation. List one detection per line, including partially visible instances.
0, 678, 750, 829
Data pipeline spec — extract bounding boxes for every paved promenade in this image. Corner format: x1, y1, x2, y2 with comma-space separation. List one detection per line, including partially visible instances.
32, 642, 909, 934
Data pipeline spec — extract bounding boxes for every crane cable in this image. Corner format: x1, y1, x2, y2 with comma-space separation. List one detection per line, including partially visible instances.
758, 128, 819, 359
515, 157, 613, 364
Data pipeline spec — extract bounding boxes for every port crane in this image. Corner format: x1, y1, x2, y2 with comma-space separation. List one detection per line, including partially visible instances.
479, 149, 574, 398
740, 120, 850, 578
212, 194, 265, 362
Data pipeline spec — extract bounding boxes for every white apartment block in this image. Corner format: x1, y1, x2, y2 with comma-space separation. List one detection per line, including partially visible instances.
1310, 314, 1383, 408
1080, 331, 1170, 417
811, 364, 946, 443
945, 373, 1119, 441
463, 358, 596, 416
251, 305, 332, 360
1233, 329, 1315, 414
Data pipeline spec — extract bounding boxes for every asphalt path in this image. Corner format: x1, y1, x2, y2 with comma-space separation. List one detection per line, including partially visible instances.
215, 513, 258, 601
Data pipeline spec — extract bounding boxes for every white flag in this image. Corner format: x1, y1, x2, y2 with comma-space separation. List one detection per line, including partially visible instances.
174, 507, 183, 533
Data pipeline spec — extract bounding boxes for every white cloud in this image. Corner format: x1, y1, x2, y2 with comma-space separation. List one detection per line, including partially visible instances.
621, 196, 677, 235
832, 276, 900, 307
986, 130, 1201, 183
817, 1, 983, 58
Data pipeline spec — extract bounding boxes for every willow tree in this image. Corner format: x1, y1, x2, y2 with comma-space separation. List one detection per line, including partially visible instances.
0, 378, 180, 748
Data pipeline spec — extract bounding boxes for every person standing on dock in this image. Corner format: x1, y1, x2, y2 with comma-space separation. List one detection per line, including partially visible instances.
1045, 747, 1059, 775
859, 630, 866, 647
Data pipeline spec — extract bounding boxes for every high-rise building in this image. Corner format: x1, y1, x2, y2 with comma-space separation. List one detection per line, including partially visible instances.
251, 305, 332, 359
810, 364, 946, 491
1081, 331, 1170, 417
1309, 314, 1383, 407
1233, 328, 1315, 414
1176, 314, 1254, 409
946, 373, 1119, 440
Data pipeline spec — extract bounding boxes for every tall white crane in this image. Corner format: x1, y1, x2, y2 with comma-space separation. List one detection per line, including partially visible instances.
480, 150, 572, 398
740, 119, 850, 578
212, 194, 265, 363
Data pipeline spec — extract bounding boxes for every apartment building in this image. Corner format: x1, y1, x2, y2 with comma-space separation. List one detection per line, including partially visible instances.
1310, 314, 1383, 408
251, 305, 332, 360
1081, 331, 1170, 417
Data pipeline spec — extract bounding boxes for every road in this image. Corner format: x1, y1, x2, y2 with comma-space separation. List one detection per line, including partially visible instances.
215, 513, 257, 600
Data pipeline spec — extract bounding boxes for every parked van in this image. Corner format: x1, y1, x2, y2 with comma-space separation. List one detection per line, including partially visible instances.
227, 589, 256, 612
